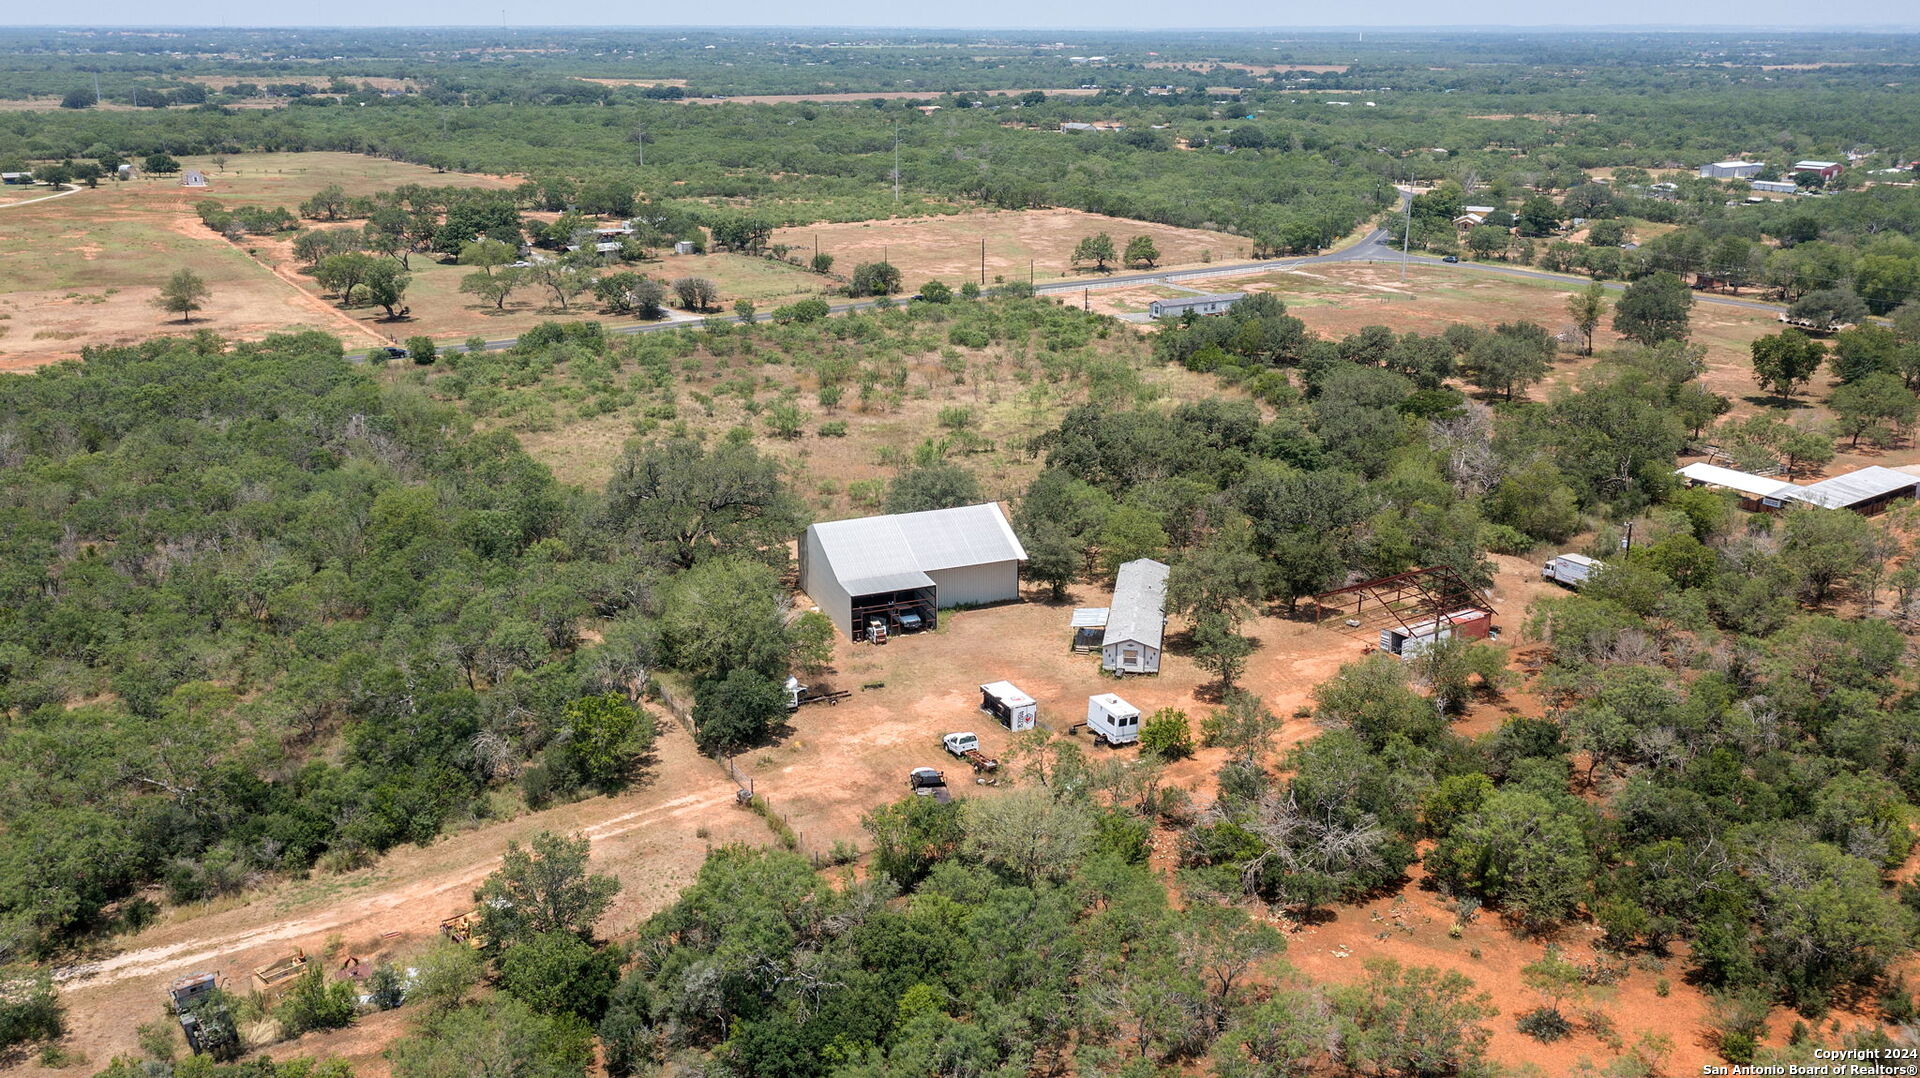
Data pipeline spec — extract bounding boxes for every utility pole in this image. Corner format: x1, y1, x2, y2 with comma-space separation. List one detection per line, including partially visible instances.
980, 238, 986, 285
92, 71, 102, 108
1621, 521, 1635, 557
1083, 288, 1089, 311
892, 123, 901, 204
1400, 177, 1412, 284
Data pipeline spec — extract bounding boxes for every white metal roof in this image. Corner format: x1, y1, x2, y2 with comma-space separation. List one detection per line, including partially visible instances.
1071, 607, 1110, 628
1089, 692, 1139, 717
1781, 466, 1920, 509
1795, 160, 1840, 169
1152, 292, 1246, 310
1102, 558, 1169, 652
1709, 161, 1755, 168
1675, 462, 1795, 500
980, 681, 1034, 707
808, 502, 1026, 596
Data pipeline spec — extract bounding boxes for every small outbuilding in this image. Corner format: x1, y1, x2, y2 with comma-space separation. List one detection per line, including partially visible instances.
1675, 462, 1795, 510
1070, 606, 1108, 652
1751, 179, 1799, 194
1100, 558, 1168, 674
180, 169, 208, 187
980, 681, 1037, 732
673, 240, 696, 255
800, 502, 1027, 642
1148, 292, 1245, 319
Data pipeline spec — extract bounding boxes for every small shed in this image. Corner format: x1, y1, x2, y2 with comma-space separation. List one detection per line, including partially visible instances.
1100, 558, 1168, 674
979, 681, 1036, 732
673, 240, 696, 255
1070, 607, 1108, 652
1148, 292, 1245, 319
180, 169, 208, 187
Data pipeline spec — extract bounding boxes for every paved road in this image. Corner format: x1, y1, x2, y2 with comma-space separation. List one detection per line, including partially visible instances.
349, 214, 1789, 361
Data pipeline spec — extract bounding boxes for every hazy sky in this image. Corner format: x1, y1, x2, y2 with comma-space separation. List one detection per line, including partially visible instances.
10, 1, 1919, 30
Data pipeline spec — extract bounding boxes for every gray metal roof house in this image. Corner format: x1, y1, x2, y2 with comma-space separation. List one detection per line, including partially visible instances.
1101, 558, 1169, 674
800, 503, 1028, 641
1148, 292, 1245, 319
1780, 466, 1920, 514
1699, 161, 1763, 179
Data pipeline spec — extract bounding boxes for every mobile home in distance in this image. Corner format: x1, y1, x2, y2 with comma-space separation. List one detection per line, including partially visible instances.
1086, 693, 1141, 746
1100, 558, 1168, 674
1147, 292, 1245, 319
979, 681, 1036, 732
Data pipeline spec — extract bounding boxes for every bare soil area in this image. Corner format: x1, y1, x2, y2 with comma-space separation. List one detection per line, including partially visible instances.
772, 209, 1252, 295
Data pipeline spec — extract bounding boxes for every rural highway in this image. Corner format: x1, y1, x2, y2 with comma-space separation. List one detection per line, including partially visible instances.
348, 223, 1788, 361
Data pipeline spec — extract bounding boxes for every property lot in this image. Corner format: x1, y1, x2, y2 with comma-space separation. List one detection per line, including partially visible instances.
0, 152, 518, 365
773, 208, 1254, 294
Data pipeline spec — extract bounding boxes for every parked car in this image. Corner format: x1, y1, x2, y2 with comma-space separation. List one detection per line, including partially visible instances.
380, 346, 408, 358
1442, 255, 1460, 263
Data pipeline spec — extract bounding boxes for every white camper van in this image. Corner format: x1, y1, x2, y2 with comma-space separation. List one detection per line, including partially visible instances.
1086, 693, 1141, 746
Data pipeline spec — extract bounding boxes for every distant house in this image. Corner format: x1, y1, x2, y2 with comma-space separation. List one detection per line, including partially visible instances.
1675, 463, 1794, 511
1148, 292, 1246, 318
0, 172, 31, 185
1699, 160, 1763, 179
1751, 179, 1799, 194
115, 163, 133, 179
1100, 558, 1169, 675
1462, 205, 1496, 216
1453, 213, 1486, 229
672, 240, 696, 255
180, 170, 208, 188
1792, 160, 1844, 180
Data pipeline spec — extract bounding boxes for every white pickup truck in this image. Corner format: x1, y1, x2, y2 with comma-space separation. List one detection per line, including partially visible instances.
942, 732, 999, 772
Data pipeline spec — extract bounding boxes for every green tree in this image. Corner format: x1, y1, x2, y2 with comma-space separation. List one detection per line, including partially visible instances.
1517, 195, 1560, 237
1020, 518, 1083, 601
474, 830, 620, 949
1830, 372, 1917, 447
1565, 281, 1606, 356
1139, 707, 1194, 760
1429, 789, 1593, 931
1072, 232, 1118, 272
1780, 506, 1876, 604
1788, 287, 1868, 331
1461, 321, 1555, 400
1750, 329, 1826, 399
1830, 325, 1900, 384
1612, 272, 1694, 345
300, 183, 349, 221
850, 261, 903, 297
1124, 234, 1160, 268
603, 437, 808, 569
885, 461, 981, 514
671, 275, 719, 310
1191, 606, 1255, 691
154, 269, 210, 324
407, 336, 436, 364
460, 266, 526, 310
498, 930, 621, 1020
143, 152, 180, 175
360, 259, 411, 319
1330, 958, 1498, 1078
692, 668, 786, 754
961, 786, 1092, 884
0, 965, 62, 1052
659, 557, 795, 680
274, 962, 357, 1035
1096, 503, 1169, 577
409, 939, 484, 1014
389, 995, 592, 1078
863, 793, 964, 885
563, 694, 656, 789
458, 236, 517, 275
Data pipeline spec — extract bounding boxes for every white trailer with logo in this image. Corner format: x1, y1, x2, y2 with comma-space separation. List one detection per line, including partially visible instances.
1542, 553, 1601, 589
979, 681, 1036, 732
1086, 693, 1141, 746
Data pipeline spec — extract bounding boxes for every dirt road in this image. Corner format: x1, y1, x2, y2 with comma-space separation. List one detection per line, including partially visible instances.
33, 721, 767, 1075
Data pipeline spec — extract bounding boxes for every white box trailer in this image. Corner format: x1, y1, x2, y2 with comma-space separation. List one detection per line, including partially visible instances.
979, 681, 1036, 732
1542, 553, 1601, 589
1086, 693, 1141, 746
1379, 609, 1492, 659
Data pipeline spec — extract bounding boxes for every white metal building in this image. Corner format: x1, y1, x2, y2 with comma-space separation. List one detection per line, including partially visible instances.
1101, 558, 1169, 674
1148, 292, 1246, 319
1751, 180, 1799, 194
1780, 466, 1920, 514
1699, 161, 1763, 179
799, 503, 1028, 641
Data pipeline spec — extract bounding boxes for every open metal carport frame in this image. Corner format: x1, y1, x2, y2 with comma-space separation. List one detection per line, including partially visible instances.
1310, 567, 1493, 640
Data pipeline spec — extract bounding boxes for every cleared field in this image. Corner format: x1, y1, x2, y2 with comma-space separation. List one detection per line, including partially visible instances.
773, 209, 1252, 293
0, 153, 518, 364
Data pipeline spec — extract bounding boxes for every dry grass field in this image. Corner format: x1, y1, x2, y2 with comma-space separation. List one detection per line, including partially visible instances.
0, 152, 518, 364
